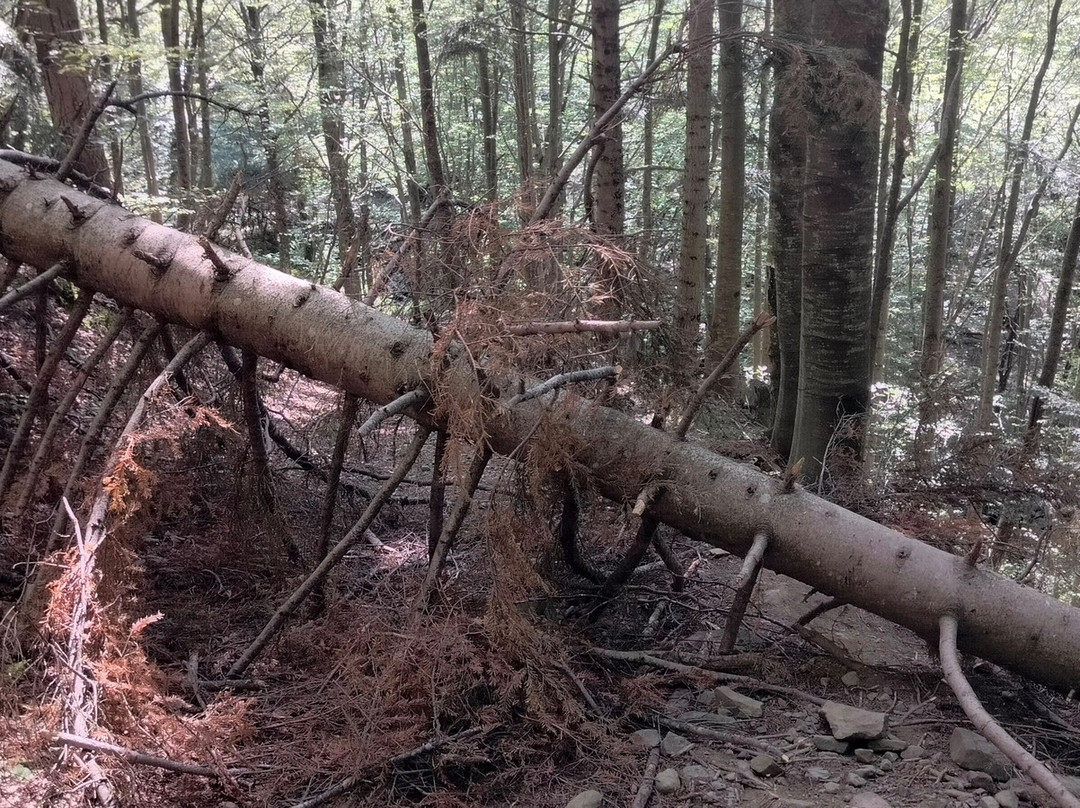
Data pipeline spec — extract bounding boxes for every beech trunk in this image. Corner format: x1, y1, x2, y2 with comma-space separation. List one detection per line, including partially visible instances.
2, 158, 1080, 689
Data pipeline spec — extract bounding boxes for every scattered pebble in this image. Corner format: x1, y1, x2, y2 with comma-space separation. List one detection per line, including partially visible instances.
845, 773, 868, 788
900, 745, 925, 760
750, 754, 782, 777
850, 793, 894, 808
841, 671, 861, 687
994, 789, 1019, 808
823, 782, 842, 794
854, 748, 876, 763
630, 728, 660, 748
661, 731, 694, 756
715, 686, 764, 718
967, 771, 996, 792
812, 734, 850, 754
805, 767, 832, 782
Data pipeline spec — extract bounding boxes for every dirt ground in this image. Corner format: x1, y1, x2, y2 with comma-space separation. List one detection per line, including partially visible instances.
2, 312, 1080, 808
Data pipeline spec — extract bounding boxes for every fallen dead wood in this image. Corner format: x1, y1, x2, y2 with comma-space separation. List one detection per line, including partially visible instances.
2, 158, 1080, 688
53, 732, 234, 778
502, 318, 661, 335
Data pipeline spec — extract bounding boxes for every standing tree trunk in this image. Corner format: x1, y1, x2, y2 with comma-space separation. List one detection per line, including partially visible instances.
788, 0, 887, 484
19, 0, 111, 185
920, 0, 965, 383
160, 0, 190, 227
768, 0, 810, 459
240, 4, 291, 272
477, 0, 498, 204
976, 0, 1063, 428
509, 0, 536, 208
638, 0, 665, 268
708, 0, 745, 384
193, 0, 213, 190
121, 0, 159, 218
309, 0, 357, 262
411, 0, 447, 193
672, 0, 713, 382
390, 8, 422, 223
870, 0, 922, 384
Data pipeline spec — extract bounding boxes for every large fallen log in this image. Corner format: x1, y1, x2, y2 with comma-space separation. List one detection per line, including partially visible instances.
1, 158, 1078, 688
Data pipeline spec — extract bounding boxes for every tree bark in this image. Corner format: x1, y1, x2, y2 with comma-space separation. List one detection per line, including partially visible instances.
4, 158, 1080, 689
768, 0, 810, 460
160, 0, 190, 228
788, 0, 886, 483
589, 0, 623, 240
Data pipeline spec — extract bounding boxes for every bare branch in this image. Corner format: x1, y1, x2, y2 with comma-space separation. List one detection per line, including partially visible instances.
506, 366, 618, 406
503, 319, 661, 336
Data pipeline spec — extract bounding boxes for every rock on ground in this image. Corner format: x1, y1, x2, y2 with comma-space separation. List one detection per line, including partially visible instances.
820, 701, 888, 741
566, 790, 603, 808
949, 728, 1012, 782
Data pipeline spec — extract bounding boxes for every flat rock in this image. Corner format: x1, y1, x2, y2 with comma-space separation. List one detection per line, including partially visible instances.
654, 768, 681, 795
900, 745, 925, 760
950, 728, 1012, 782
850, 793, 893, 808
805, 767, 832, 782
820, 701, 888, 741
661, 731, 694, 756
630, 728, 661, 748
977, 798, 998, 808
967, 771, 996, 792
749, 754, 782, 777
681, 764, 716, 784
854, 748, 876, 763
823, 782, 842, 794
715, 686, 764, 718
812, 734, 850, 754
677, 710, 737, 729
868, 736, 909, 753
566, 790, 603, 808
994, 789, 1019, 808
845, 773, 868, 788
841, 671, 861, 687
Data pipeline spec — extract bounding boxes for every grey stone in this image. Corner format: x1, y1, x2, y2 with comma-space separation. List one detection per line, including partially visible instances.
950, 728, 1012, 782
820, 701, 888, 741
823, 782, 842, 794
868, 736, 909, 753
854, 748, 876, 763
994, 789, 1019, 808
654, 768, 681, 795
977, 798, 998, 808
805, 767, 832, 782
812, 734, 850, 754
845, 773, 868, 788
877, 758, 894, 772
677, 710, 737, 729
967, 771, 996, 792
841, 671, 861, 687
850, 794, 894, 808
715, 686, 764, 718
630, 728, 661, 748
661, 731, 694, 756
881, 752, 899, 763
749, 754, 782, 777
566, 790, 603, 808
681, 764, 715, 784
900, 745, 925, 760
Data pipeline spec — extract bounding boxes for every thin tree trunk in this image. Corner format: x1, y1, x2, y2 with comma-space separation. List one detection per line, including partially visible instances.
477, 0, 498, 204
672, 0, 713, 382
976, 0, 1063, 428
638, 0, 665, 267
160, 0, 190, 227
121, 0, 160, 220
589, 0, 624, 246
709, 0, 745, 385
194, 0, 212, 189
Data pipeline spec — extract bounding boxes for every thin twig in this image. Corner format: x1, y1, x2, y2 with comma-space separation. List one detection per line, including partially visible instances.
0, 262, 66, 315
53, 732, 235, 778
503, 319, 661, 336
938, 614, 1080, 808
356, 388, 429, 439
631, 746, 661, 808
719, 531, 770, 652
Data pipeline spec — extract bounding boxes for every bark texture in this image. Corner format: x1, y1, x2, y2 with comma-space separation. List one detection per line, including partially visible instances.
2, 158, 1080, 689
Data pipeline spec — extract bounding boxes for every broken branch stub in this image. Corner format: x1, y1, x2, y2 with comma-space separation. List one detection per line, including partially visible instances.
2, 159, 1080, 689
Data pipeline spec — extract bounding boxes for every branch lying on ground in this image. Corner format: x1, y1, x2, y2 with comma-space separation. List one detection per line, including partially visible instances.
53, 732, 241, 778
939, 614, 1080, 808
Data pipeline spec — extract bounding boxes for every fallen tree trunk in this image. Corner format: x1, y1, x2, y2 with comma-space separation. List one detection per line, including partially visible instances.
1, 158, 1079, 688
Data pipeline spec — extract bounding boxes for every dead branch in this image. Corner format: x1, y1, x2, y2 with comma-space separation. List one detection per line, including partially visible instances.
356, 387, 429, 439
656, 716, 782, 757
631, 746, 661, 808
418, 443, 492, 606
312, 393, 360, 613
55, 81, 116, 184
503, 319, 661, 336
203, 172, 243, 241
288, 727, 486, 808
0, 350, 32, 392
675, 311, 775, 439
720, 531, 770, 653
0, 288, 94, 501
362, 189, 451, 303
938, 614, 1080, 808
0, 150, 111, 198
592, 484, 665, 612
651, 532, 685, 592
588, 647, 825, 705
0, 262, 66, 315
506, 366, 618, 407
240, 349, 277, 514
555, 659, 605, 716
428, 429, 448, 556
559, 479, 605, 583
53, 732, 228, 778
228, 425, 432, 677
793, 596, 846, 627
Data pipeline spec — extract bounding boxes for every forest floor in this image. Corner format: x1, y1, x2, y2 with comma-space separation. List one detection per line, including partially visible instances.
2, 308, 1080, 808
